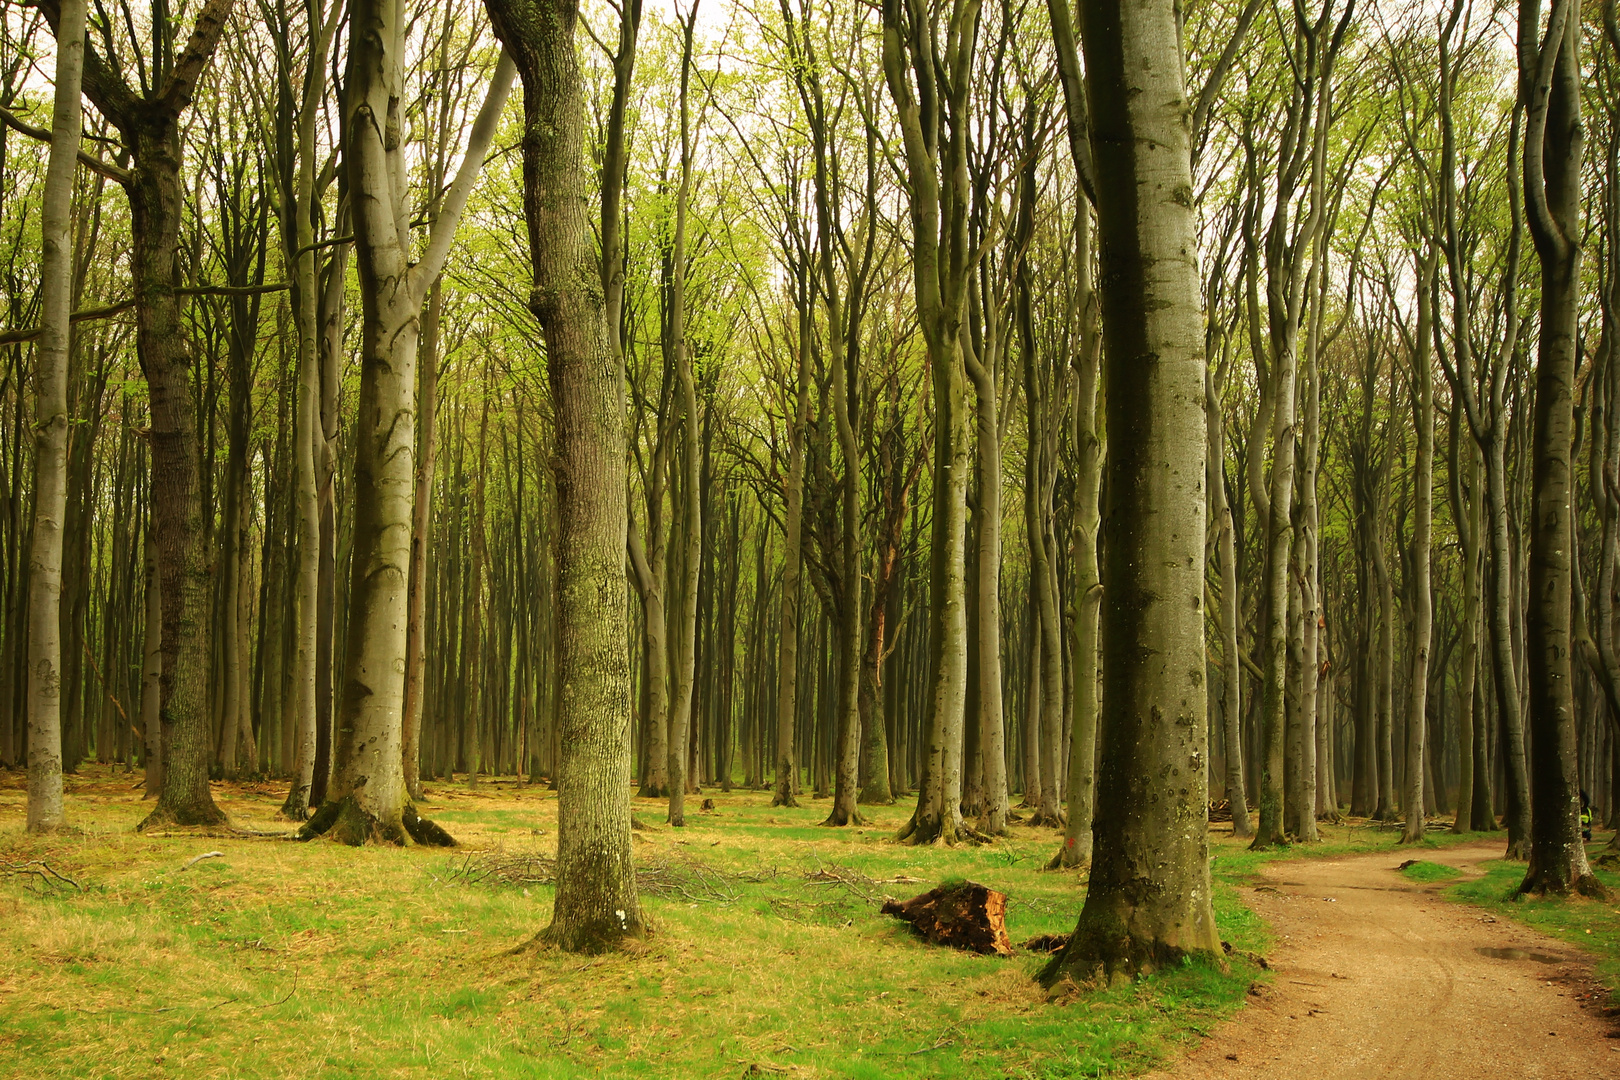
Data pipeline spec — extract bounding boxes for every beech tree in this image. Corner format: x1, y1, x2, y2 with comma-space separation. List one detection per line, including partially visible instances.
1042, 0, 1220, 983
483, 0, 646, 950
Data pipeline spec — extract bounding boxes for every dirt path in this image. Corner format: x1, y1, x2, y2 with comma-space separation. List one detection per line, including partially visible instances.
1151, 842, 1618, 1079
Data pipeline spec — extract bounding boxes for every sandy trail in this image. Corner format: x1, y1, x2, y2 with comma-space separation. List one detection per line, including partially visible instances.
1150, 842, 1618, 1079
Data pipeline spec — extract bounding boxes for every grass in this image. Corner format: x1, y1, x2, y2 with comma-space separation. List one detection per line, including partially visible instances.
0, 767, 1269, 1080
1398, 860, 1463, 882
7, 769, 1573, 1079
1439, 848, 1620, 1007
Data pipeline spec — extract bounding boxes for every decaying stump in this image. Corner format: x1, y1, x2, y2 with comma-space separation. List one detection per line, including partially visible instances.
880, 881, 1014, 956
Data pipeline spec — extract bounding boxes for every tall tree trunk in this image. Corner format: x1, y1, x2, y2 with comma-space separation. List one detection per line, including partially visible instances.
1209, 356, 1249, 838
484, 0, 646, 950
1518, 0, 1602, 894
1043, 0, 1219, 982
666, 5, 701, 827
403, 278, 442, 801
770, 273, 812, 809
25, 0, 86, 832
302, 2, 510, 845
883, 0, 981, 847
1402, 251, 1437, 845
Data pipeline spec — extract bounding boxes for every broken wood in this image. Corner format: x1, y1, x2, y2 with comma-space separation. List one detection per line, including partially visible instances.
880, 881, 1014, 956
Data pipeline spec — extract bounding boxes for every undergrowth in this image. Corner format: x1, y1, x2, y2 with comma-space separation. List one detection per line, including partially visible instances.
0, 767, 1261, 1080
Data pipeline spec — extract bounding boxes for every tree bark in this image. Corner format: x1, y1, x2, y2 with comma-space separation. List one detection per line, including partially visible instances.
485, 0, 646, 950
1042, 0, 1220, 983
25, 0, 86, 833
1401, 251, 1437, 845
1517, 0, 1602, 895
302, 1, 511, 845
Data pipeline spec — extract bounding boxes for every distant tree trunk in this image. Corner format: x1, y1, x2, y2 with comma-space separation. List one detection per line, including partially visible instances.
484, 0, 646, 951
665, 5, 701, 827
1042, 0, 1220, 983
770, 275, 812, 810
1450, 420, 1484, 831
1373, 507, 1397, 821
1208, 354, 1249, 838
1402, 251, 1437, 845
25, 0, 86, 833
141, 516, 163, 797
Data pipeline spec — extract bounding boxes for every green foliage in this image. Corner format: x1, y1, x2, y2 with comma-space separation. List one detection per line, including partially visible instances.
1398, 860, 1462, 882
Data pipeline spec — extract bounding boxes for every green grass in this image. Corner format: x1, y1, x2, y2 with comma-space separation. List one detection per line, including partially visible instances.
1440, 850, 1620, 1007
0, 768, 1265, 1080
1399, 860, 1463, 882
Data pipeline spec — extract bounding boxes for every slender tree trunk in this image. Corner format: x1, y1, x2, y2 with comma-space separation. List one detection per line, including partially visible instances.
1209, 359, 1249, 837
24, 0, 86, 833
770, 285, 811, 809
403, 279, 443, 801
1402, 252, 1437, 845
665, 8, 701, 827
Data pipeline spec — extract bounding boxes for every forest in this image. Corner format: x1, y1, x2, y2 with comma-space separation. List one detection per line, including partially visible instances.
1, 0, 1619, 1076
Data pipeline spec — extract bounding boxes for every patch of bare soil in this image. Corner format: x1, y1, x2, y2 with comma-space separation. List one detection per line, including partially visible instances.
1152, 843, 1618, 1079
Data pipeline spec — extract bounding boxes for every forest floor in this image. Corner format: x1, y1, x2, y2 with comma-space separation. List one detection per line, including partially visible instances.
0, 768, 1612, 1079
1149, 840, 1620, 1079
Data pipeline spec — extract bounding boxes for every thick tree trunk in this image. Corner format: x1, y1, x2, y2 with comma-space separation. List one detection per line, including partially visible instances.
1042, 0, 1220, 983
485, 0, 645, 950
24, 0, 86, 833
303, 2, 510, 846
134, 137, 228, 832
1518, 0, 1602, 895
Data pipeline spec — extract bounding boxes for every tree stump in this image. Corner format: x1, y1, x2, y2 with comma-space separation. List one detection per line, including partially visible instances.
880, 881, 1014, 956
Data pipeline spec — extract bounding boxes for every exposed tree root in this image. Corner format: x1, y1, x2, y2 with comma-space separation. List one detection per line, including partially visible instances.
819, 809, 869, 827
297, 794, 457, 847
137, 802, 229, 833
1518, 861, 1608, 899
520, 915, 649, 956
1043, 837, 1089, 871
1021, 809, 1066, 829
895, 811, 991, 846
1037, 923, 1217, 989
769, 792, 800, 809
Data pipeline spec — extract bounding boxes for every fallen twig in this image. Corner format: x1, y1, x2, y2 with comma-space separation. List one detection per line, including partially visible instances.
2, 860, 83, 892
183, 851, 225, 869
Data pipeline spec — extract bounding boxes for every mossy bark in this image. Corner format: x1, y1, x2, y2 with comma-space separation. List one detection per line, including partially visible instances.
484, 0, 646, 951
1517, 0, 1604, 898
1041, 0, 1220, 984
